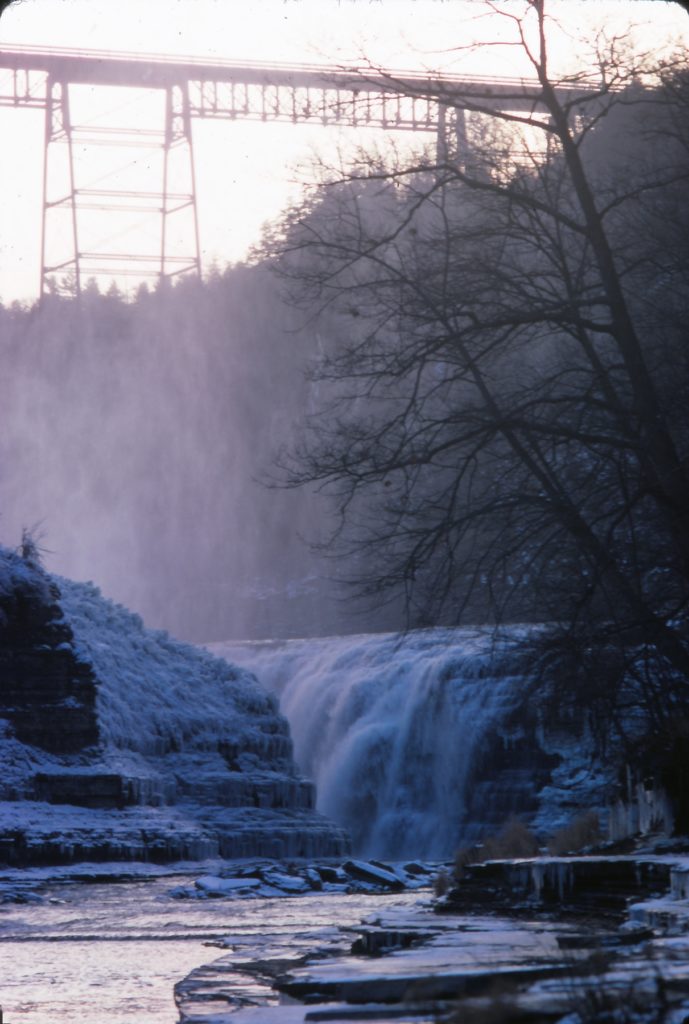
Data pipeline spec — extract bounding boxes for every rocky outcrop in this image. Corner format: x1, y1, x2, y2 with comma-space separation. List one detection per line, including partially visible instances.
0, 557, 98, 753
461, 725, 561, 837
439, 855, 673, 918
0, 546, 349, 865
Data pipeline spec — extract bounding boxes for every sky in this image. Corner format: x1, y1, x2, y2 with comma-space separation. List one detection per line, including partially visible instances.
0, 0, 687, 302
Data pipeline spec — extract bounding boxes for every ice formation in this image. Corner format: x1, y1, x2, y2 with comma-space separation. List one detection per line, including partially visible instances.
0, 546, 349, 864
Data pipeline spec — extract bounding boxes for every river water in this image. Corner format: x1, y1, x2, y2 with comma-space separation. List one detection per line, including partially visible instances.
0, 876, 414, 1024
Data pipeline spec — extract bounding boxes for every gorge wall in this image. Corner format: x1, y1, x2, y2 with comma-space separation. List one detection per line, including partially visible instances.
0, 547, 349, 866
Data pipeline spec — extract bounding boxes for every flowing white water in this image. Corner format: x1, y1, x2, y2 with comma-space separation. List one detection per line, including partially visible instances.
212, 627, 532, 859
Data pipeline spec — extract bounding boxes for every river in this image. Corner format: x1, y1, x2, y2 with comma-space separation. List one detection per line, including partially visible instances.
0, 874, 419, 1024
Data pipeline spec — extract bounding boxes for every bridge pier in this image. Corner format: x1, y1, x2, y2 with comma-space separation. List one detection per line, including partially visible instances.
40, 76, 80, 297
436, 102, 470, 174
160, 82, 201, 284
39, 77, 201, 297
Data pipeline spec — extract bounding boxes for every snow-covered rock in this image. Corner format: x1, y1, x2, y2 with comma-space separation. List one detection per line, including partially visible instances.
195, 875, 263, 896
343, 859, 404, 890
0, 546, 349, 865
260, 868, 310, 892
172, 858, 436, 902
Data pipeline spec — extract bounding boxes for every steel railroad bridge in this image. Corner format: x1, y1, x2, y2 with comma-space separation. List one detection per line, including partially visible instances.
0, 45, 584, 296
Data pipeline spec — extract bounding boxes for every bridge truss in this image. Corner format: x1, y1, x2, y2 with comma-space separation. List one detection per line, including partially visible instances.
0, 45, 579, 297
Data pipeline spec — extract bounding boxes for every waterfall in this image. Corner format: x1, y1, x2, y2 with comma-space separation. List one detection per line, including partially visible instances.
210, 628, 536, 859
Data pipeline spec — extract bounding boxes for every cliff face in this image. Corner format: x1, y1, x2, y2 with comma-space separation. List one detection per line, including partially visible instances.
0, 547, 349, 865
0, 555, 98, 754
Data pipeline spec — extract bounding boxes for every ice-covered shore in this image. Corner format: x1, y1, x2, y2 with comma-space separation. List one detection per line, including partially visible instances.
175, 846, 689, 1024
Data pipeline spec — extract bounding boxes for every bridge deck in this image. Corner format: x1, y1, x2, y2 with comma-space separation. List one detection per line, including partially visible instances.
0, 43, 590, 112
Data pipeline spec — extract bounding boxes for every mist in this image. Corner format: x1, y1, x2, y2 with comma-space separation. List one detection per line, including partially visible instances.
0, 266, 395, 641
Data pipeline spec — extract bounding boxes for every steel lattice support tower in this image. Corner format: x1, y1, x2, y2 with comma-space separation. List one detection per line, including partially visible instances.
161, 83, 201, 283
40, 76, 201, 297
40, 77, 80, 296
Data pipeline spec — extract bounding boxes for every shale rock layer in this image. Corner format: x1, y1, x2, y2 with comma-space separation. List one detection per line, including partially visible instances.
0, 547, 349, 865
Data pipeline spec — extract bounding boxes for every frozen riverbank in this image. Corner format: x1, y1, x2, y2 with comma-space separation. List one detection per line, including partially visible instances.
6, 848, 689, 1024
176, 847, 689, 1024
0, 866, 431, 1024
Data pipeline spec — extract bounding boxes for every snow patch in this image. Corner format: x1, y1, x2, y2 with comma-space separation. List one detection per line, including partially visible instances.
58, 575, 281, 756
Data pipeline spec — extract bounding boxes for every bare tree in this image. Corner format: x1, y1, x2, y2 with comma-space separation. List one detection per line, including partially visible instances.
261, 1, 689, 745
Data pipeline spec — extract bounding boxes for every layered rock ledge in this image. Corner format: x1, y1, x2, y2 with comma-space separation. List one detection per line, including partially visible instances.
0, 547, 349, 865
174, 850, 689, 1024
